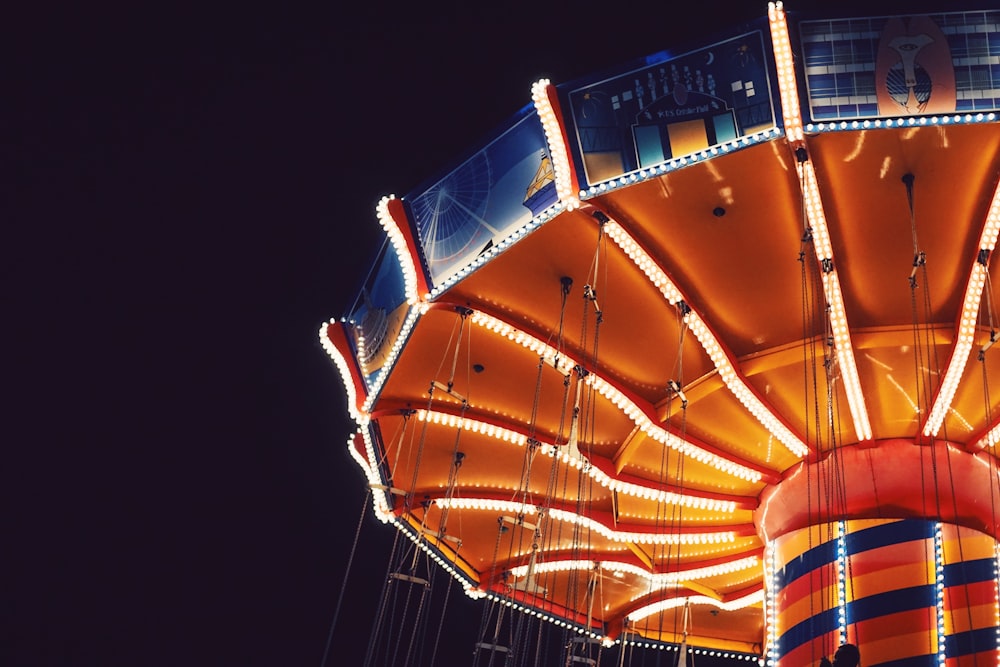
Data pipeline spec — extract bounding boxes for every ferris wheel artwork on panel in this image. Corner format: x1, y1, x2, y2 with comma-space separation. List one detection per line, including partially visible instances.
407, 112, 558, 286
409, 150, 494, 284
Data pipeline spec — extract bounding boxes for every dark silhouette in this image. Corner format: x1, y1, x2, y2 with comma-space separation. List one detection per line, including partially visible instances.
820, 643, 861, 667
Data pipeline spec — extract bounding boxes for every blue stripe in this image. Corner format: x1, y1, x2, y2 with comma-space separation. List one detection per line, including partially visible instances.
776, 605, 839, 655
943, 557, 996, 586
845, 519, 934, 555
847, 584, 936, 623
945, 626, 999, 658
867, 654, 937, 667
776, 539, 837, 590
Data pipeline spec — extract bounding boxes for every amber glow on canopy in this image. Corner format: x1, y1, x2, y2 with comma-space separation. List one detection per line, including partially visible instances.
770, 4, 872, 442
418, 410, 739, 512
507, 554, 759, 584
602, 218, 809, 458
924, 180, 1000, 437
627, 589, 765, 623
467, 309, 765, 482
434, 497, 737, 545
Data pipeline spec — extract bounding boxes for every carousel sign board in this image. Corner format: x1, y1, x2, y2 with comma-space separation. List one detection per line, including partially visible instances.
562, 23, 778, 188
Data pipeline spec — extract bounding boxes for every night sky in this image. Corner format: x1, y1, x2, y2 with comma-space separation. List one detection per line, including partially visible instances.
12, 1, 983, 665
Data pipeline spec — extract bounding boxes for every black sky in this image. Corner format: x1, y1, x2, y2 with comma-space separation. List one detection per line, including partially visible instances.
11, 1, 986, 665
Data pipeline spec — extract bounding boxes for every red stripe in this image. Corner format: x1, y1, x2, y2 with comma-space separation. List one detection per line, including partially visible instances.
943, 579, 997, 610
846, 539, 931, 577
779, 630, 839, 666
779, 563, 838, 609
853, 606, 935, 640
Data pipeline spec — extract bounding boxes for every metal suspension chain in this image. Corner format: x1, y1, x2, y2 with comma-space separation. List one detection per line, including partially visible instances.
798, 162, 834, 662
321, 485, 374, 667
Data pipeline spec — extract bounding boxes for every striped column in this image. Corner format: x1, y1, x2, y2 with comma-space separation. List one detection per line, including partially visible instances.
768, 519, 1000, 666
940, 523, 1000, 666
843, 519, 937, 665
771, 522, 843, 666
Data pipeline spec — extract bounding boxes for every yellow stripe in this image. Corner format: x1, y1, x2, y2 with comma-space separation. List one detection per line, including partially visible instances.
846, 560, 935, 601
859, 628, 939, 665
943, 602, 1000, 634
844, 517, 896, 535
775, 523, 841, 565
940, 526, 996, 562
779, 581, 839, 630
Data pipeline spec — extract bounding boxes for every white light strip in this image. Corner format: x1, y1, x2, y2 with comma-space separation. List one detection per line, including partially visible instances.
603, 219, 808, 458
531, 79, 579, 210
467, 310, 764, 482
805, 113, 998, 134
482, 592, 605, 643
360, 305, 428, 414
820, 268, 872, 440
318, 319, 362, 423
376, 195, 422, 305
603, 221, 685, 303
427, 205, 564, 299
797, 148, 872, 442
433, 497, 737, 546
923, 264, 989, 437
387, 514, 485, 598
924, 181, 1000, 437
550, 506, 735, 545
627, 588, 765, 623
686, 312, 808, 457
836, 521, 847, 642
978, 422, 1000, 450
935, 523, 946, 664
345, 432, 377, 488
771, 1, 871, 441
764, 542, 778, 667
417, 410, 738, 512
768, 2, 803, 144
508, 555, 759, 585
994, 541, 1000, 657
317, 199, 432, 417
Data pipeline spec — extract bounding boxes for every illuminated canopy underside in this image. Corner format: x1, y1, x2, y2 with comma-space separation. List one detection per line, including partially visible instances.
322, 6, 1000, 658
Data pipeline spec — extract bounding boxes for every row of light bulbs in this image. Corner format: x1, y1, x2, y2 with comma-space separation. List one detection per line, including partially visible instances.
481, 591, 764, 660
806, 112, 999, 133
433, 496, 736, 546
467, 309, 765, 482
531, 79, 578, 209
417, 409, 738, 511
925, 181, 1000, 437
601, 220, 808, 459
506, 554, 759, 588
770, 3, 873, 443
627, 589, 765, 623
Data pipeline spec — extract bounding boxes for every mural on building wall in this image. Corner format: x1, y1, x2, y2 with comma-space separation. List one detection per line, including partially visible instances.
798, 10, 1000, 121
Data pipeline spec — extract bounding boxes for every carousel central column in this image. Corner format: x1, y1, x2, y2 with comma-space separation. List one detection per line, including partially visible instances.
755, 440, 1000, 666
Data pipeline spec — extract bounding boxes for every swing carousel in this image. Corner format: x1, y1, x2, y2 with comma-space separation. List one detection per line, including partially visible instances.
322, 4, 1000, 665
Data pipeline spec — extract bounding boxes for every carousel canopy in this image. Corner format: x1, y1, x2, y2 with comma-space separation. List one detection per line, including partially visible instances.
322, 3, 1000, 663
